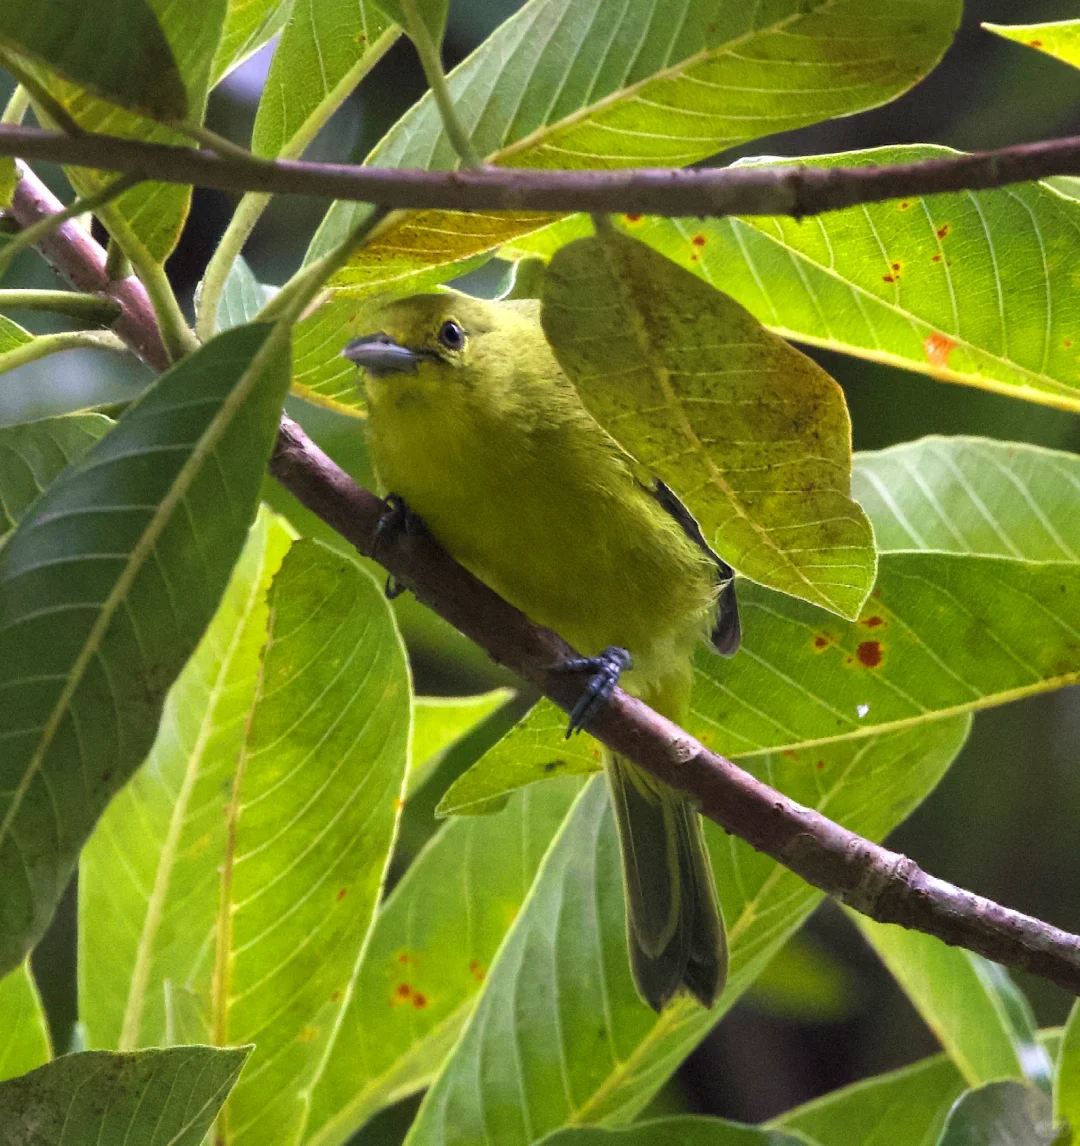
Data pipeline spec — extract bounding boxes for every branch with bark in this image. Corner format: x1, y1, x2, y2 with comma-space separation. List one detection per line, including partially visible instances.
5, 123, 1080, 220
9, 163, 1080, 997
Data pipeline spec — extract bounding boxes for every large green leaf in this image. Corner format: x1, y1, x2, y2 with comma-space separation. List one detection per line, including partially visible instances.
852, 918, 1050, 1090
213, 539, 411, 1146
535, 1120, 810, 1146
0, 0, 186, 119
935, 1080, 1055, 1146
211, 0, 292, 85
543, 232, 875, 619
304, 778, 583, 1146
0, 414, 112, 541
252, 0, 396, 159
293, 0, 961, 412
772, 1051, 965, 1146
409, 688, 514, 796
983, 20, 1080, 71
0, 964, 50, 1083
589, 147, 1080, 414
0, 322, 289, 978
0, 1045, 249, 1146
406, 717, 968, 1146
1055, 999, 1080, 1132
78, 508, 293, 1050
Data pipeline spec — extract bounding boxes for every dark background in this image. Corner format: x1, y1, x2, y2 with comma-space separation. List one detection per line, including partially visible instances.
3, 0, 1080, 1138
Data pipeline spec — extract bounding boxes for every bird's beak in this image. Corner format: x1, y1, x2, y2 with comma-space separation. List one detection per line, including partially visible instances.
341, 332, 423, 376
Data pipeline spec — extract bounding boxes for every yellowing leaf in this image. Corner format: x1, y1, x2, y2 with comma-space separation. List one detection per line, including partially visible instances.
984, 20, 1080, 70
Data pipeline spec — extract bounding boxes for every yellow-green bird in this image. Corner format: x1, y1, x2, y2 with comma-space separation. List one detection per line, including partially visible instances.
344, 290, 739, 1012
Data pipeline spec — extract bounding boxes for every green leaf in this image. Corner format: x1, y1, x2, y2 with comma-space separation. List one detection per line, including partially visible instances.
213, 253, 276, 332
0, 313, 31, 353
983, 20, 1080, 71
0, 322, 289, 978
603, 147, 1080, 414
0, 414, 112, 541
303, 778, 583, 1146
0, 417, 111, 540
853, 438, 1080, 560
0, 1045, 250, 1146
535, 1118, 811, 1146
78, 507, 293, 1050
251, 0, 396, 160
212, 0, 292, 85
745, 932, 855, 1023
18, 0, 227, 264
935, 1080, 1055, 1146
852, 918, 1048, 1090
294, 0, 961, 413
0, 0, 187, 119
0, 964, 50, 1082
409, 688, 515, 796
0, 159, 15, 210
1055, 1000, 1080, 1132
405, 718, 968, 1146
773, 1050, 965, 1146
214, 538, 411, 1146
371, 0, 444, 53
543, 232, 876, 620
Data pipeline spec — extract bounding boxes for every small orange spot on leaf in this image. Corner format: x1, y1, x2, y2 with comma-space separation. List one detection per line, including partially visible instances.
624, 213, 643, 224
469, 960, 485, 982
298, 1026, 319, 1043
882, 274, 895, 284
331, 990, 341, 1001
856, 640, 883, 668
336, 888, 348, 901
691, 234, 706, 247
891, 262, 901, 272
398, 952, 412, 965
860, 615, 884, 628
783, 749, 798, 760
931, 254, 942, 263
394, 797, 405, 810
813, 634, 830, 650
816, 760, 825, 771
1029, 39, 1043, 47
924, 332, 956, 368
936, 223, 951, 239
898, 201, 910, 210
1065, 339, 1073, 348
412, 992, 428, 1009
394, 983, 413, 1004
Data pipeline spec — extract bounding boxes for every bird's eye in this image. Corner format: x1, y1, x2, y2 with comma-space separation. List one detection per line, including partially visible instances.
438, 320, 466, 351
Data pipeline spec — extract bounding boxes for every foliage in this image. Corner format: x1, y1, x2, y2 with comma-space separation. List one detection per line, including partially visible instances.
0, 2, 1077, 1144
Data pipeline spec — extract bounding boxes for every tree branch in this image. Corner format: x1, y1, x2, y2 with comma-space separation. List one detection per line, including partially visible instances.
4, 124, 1080, 219
13, 161, 1080, 997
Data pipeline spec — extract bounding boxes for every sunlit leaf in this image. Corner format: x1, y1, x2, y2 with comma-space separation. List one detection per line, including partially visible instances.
0, 964, 50, 1082
303, 778, 583, 1146
78, 508, 293, 1050
0, 0, 186, 119
852, 918, 1050, 1090
0, 1045, 249, 1146
252, 0, 396, 159
294, 0, 961, 413
983, 20, 1080, 71
214, 539, 411, 1146
211, 0, 292, 85
936, 1080, 1055, 1146
543, 232, 875, 619
0, 323, 289, 978
0, 160, 15, 210
406, 718, 968, 1146
1055, 999, 1080, 1132
409, 688, 515, 796
535, 1118, 810, 1146
0, 414, 111, 541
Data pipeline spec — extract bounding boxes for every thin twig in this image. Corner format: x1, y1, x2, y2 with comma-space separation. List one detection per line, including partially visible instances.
6, 124, 1080, 218
13, 158, 1080, 997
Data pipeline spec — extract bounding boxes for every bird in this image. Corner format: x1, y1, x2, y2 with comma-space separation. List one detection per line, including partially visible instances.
343, 289, 740, 1012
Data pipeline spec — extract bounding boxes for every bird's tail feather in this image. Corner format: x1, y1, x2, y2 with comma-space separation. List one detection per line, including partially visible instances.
604, 751, 727, 1012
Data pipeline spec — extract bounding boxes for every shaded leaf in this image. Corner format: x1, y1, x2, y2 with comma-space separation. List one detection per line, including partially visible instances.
542, 232, 876, 619
0, 0, 186, 119
773, 1050, 965, 1146
0, 965, 50, 1083
852, 919, 1048, 1090
0, 1045, 249, 1146
745, 932, 855, 1023
0, 323, 289, 978
212, 0, 292, 85
304, 778, 583, 1146
936, 1080, 1055, 1146
371, 0, 444, 52
0, 414, 111, 541
409, 688, 514, 796
983, 20, 1080, 71
294, 0, 961, 412
536, 1118, 811, 1146
78, 507, 293, 1050
214, 539, 411, 1146
213, 253, 275, 332
405, 718, 968, 1146
252, 0, 396, 159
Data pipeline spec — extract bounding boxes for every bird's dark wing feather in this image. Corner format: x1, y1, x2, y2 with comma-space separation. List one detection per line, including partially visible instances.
651, 480, 741, 657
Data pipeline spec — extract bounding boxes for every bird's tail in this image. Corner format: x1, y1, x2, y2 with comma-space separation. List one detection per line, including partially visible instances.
604, 750, 726, 1012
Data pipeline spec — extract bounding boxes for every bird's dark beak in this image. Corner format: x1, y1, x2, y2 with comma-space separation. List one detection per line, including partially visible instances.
342, 332, 423, 376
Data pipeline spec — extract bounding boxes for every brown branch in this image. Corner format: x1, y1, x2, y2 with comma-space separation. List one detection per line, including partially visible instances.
4, 123, 1080, 219
14, 164, 1080, 996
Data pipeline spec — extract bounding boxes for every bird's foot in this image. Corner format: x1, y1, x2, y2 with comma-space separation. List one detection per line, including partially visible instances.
374, 494, 421, 600
559, 646, 632, 739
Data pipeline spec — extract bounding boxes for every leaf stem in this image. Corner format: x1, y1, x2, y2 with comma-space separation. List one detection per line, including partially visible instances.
1, 86, 29, 126
0, 329, 126, 374
0, 288, 121, 325
401, 0, 481, 168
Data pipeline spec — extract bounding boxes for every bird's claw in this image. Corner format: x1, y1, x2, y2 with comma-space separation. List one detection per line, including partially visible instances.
560, 646, 632, 738
374, 494, 421, 599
